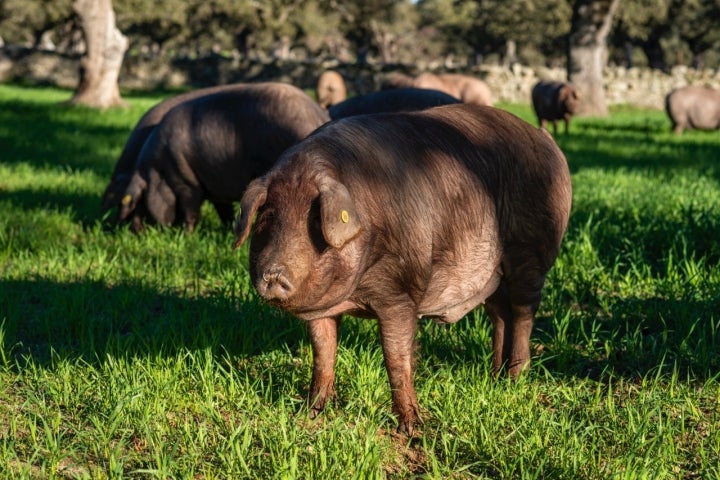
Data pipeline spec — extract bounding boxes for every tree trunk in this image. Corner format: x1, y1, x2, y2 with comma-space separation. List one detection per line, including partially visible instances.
567, 0, 620, 117
503, 39, 517, 68
69, 0, 127, 108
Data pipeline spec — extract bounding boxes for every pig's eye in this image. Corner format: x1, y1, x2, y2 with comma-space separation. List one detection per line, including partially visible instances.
308, 199, 328, 253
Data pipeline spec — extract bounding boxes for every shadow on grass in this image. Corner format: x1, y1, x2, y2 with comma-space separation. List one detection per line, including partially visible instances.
532, 294, 720, 382
568, 200, 720, 273
415, 291, 720, 383
1, 187, 106, 229
1, 276, 718, 406
0, 278, 306, 368
545, 112, 720, 180
0, 94, 152, 178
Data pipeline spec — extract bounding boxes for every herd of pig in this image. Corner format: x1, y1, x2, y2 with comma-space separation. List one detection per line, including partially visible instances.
101, 70, 719, 435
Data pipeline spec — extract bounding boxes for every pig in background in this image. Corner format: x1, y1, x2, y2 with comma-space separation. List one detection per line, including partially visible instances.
531, 80, 581, 135
101, 83, 249, 213
665, 85, 720, 134
378, 71, 416, 90
116, 82, 329, 232
413, 72, 494, 106
316, 70, 347, 110
234, 104, 572, 435
328, 87, 460, 120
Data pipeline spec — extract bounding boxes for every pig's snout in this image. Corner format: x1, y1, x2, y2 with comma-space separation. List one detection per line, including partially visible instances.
258, 265, 295, 301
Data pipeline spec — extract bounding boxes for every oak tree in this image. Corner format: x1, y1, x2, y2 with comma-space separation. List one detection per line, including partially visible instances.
568, 0, 621, 116
68, 0, 127, 108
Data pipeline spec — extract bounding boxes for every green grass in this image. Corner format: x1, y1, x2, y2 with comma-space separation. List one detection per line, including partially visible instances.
1, 83, 719, 478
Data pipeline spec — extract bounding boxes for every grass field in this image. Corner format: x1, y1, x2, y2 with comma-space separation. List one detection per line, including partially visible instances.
1, 83, 719, 479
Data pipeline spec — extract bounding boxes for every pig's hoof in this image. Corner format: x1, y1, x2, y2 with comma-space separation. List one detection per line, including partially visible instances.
307, 389, 334, 419
397, 419, 415, 436
396, 410, 423, 436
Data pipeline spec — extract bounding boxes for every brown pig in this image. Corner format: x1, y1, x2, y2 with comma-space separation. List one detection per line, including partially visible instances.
316, 70, 347, 109
665, 85, 720, 134
101, 83, 250, 213
531, 81, 581, 135
413, 72, 493, 106
233, 104, 572, 435
118, 82, 329, 232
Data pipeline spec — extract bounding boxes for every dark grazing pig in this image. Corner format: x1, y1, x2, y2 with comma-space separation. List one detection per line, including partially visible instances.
118, 82, 329, 232
413, 72, 494, 106
328, 87, 460, 120
233, 104, 572, 435
316, 70, 347, 109
101, 83, 249, 212
531, 80, 581, 135
665, 85, 720, 134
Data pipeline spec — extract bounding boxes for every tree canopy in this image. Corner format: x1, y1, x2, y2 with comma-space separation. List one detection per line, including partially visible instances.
1, 0, 719, 69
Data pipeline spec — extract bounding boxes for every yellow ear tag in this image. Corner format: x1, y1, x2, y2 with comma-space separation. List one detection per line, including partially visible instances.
340, 210, 349, 223
121, 194, 132, 206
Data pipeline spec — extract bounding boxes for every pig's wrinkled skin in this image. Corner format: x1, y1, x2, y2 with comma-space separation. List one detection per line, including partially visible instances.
101, 83, 250, 213
234, 104, 572, 435
665, 85, 720, 134
316, 70, 347, 109
413, 72, 493, 106
328, 87, 460, 120
118, 82, 329, 232
531, 81, 581, 135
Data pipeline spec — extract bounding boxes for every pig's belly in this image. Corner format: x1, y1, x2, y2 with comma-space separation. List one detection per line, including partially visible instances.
417, 239, 502, 324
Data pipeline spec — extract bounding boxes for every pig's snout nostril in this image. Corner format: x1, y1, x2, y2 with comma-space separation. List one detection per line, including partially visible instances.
259, 265, 294, 301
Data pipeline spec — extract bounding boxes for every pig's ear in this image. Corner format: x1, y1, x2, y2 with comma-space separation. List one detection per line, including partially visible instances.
146, 169, 176, 226
233, 177, 268, 249
118, 172, 147, 222
318, 177, 360, 249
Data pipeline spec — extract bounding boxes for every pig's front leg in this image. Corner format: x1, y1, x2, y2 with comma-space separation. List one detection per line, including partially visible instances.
307, 316, 340, 417
377, 305, 421, 435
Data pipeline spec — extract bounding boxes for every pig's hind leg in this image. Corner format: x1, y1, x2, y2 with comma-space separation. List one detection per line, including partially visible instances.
175, 186, 205, 232
484, 255, 546, 378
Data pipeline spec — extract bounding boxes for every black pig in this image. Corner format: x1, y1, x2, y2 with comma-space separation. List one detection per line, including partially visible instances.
101, 83, 249, 213
328, 87, 460, 120
118, 82, 329, 231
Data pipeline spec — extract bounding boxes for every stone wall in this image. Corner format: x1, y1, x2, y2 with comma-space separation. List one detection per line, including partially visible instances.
477, 64, 720, 109
2, 46, 719, 109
